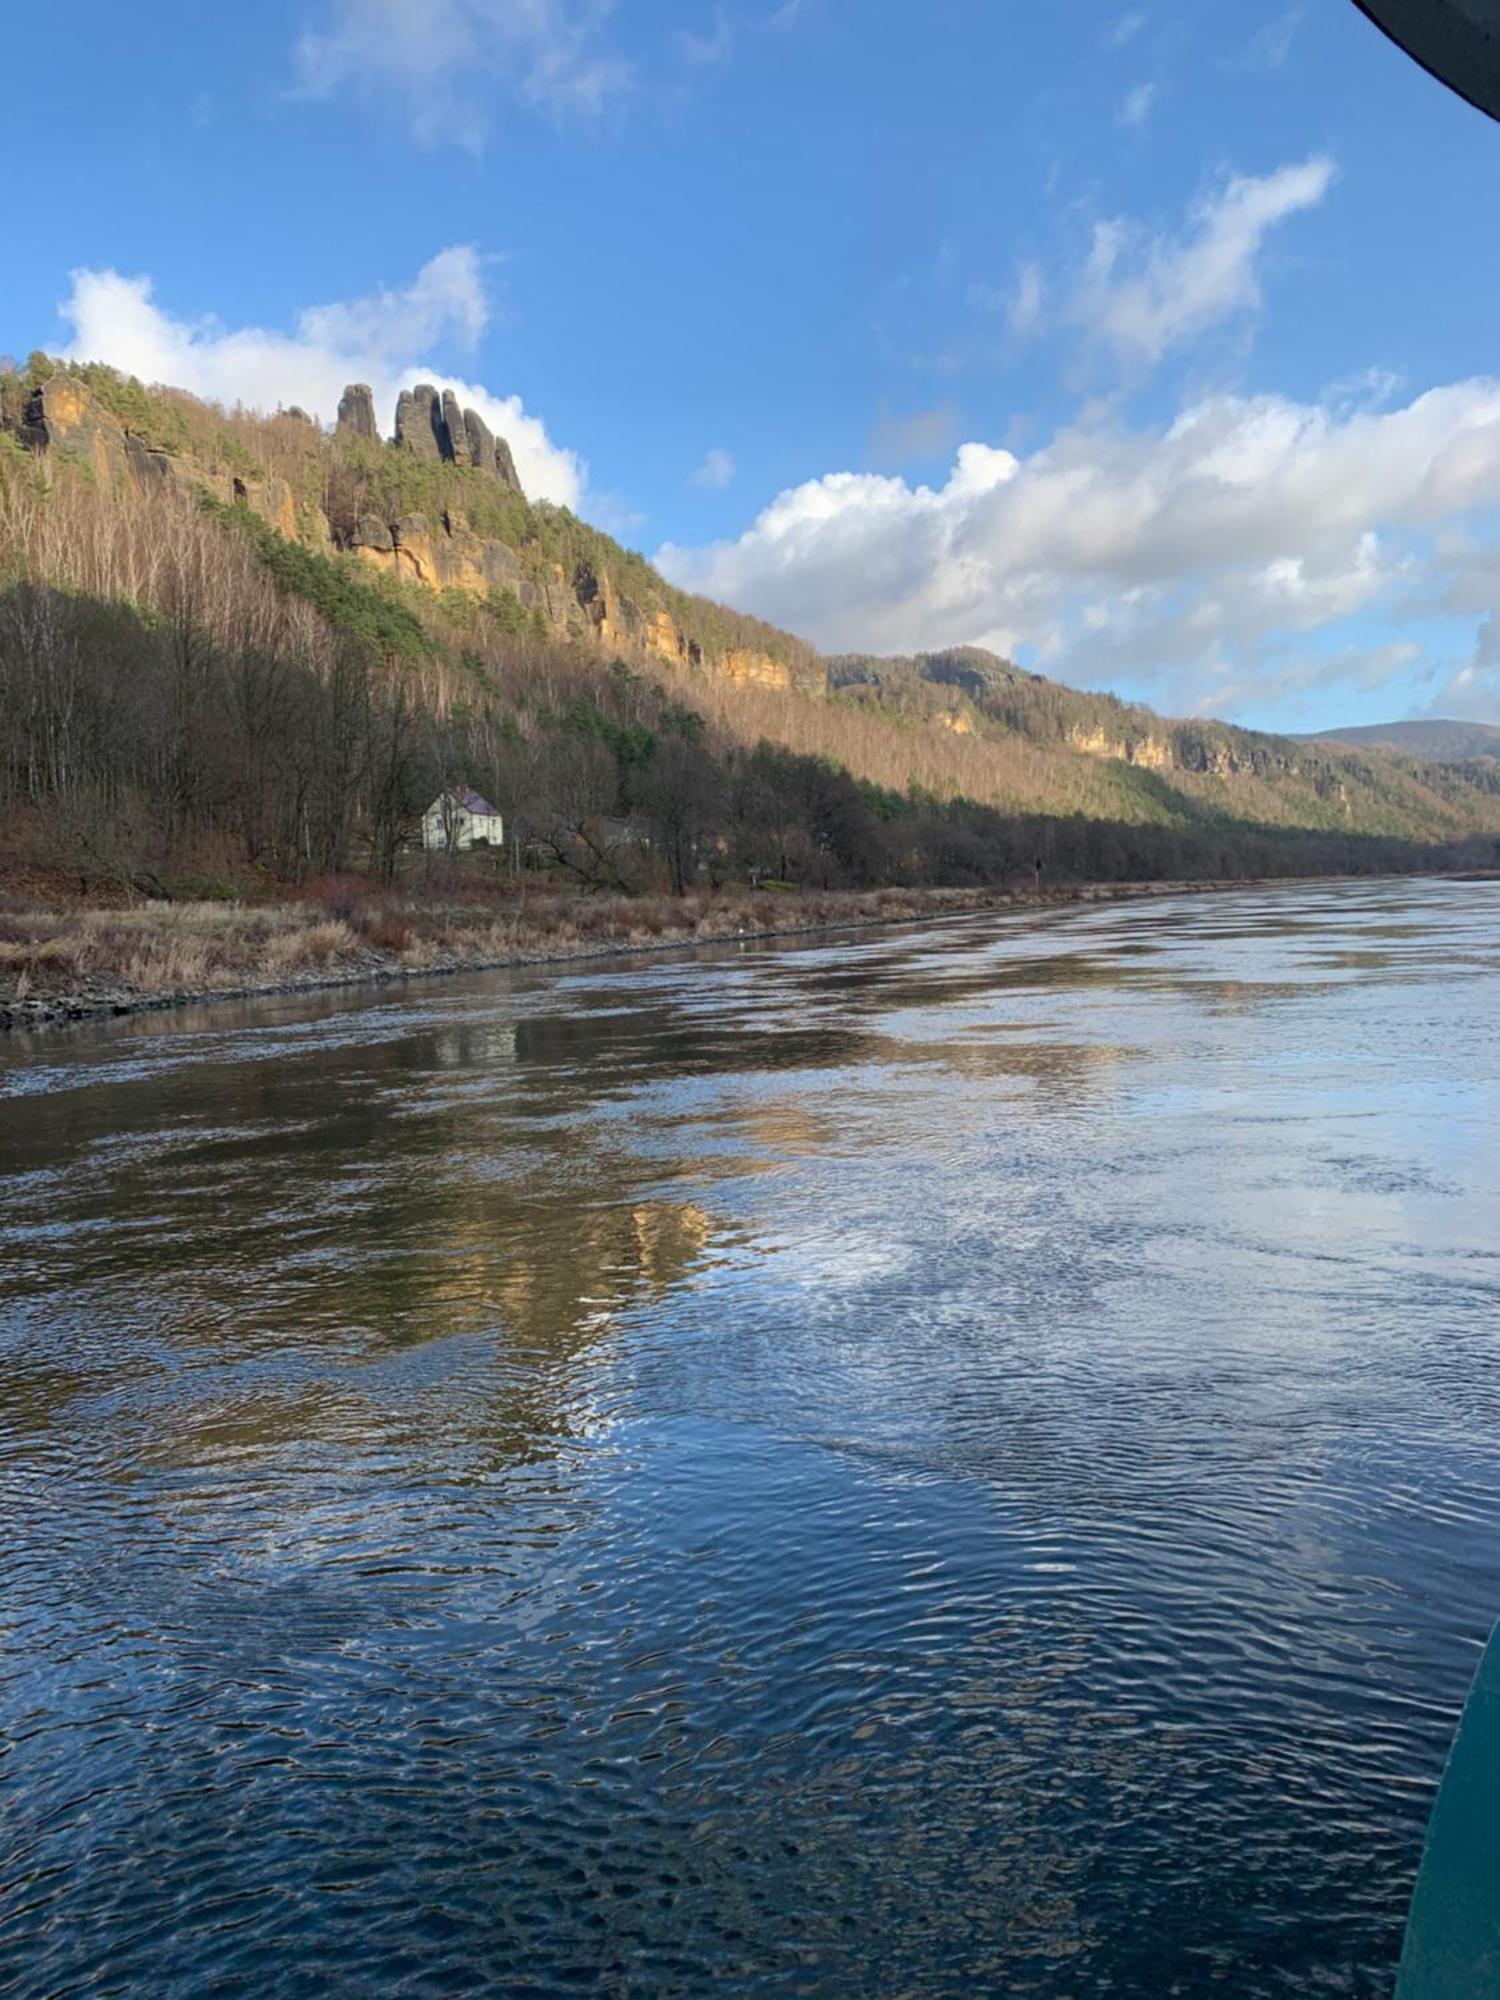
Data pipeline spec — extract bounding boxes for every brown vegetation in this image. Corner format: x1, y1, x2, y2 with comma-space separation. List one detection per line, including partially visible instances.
0, 881, 1121, 1028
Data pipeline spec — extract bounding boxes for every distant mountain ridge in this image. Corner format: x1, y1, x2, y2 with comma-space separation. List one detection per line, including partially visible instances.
1303, 719, 1500, 762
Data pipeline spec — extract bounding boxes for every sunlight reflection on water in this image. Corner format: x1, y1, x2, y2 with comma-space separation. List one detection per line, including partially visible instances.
2, 878, 1499, 1996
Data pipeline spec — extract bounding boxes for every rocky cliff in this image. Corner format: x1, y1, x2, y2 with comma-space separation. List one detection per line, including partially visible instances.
8, 367, 307, 543
1, 363, 819, 696
830, 646, 1323, 785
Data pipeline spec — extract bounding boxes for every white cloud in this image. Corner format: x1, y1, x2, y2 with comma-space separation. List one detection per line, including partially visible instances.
1234, 8, 1303, 72
1118, 81, 1157, 129
1420, 537, 1500, 715
656, 378, 1500, 716
292, 0, 630, 149
1105, 10, 1147, 50
1078, 157, 1334, 369
1433, 644, 1500, 720
1007, 260, 1046, 342
689, 447, 736, 490
973, 159, 1334, 379
56, 250, 584, 506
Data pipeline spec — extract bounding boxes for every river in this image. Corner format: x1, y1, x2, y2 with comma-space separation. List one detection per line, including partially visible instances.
3, 878, 1498, 1996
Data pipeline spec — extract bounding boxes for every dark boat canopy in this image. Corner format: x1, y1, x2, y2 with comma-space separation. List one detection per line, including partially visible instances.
1356, 0, 1500, 120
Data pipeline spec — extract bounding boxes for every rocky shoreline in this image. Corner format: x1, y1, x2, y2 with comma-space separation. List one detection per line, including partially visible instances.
0, 877, 1345, 1036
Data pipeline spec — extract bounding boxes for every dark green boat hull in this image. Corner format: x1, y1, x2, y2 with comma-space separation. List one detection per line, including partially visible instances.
1355, 0, 1500, 122
1397, 1624, 1500, 1997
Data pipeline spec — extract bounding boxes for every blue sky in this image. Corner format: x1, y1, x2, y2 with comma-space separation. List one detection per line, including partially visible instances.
7, 0, 1500, 731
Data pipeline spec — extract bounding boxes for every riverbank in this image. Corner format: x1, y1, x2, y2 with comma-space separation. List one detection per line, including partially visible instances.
0, 875, 1375, 1033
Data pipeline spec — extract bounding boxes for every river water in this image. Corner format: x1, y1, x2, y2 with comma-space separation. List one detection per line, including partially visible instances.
3, 879, 1499, 1997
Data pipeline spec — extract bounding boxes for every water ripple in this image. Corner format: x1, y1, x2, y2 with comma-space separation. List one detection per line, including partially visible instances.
2, 880, 1499, 1996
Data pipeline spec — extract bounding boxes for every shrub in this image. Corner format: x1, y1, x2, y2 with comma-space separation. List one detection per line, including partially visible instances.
169, 876, 238, 902
304, 875, 375, 920
124, 938, 213, 991
357, 910, 415, 954
264, 920, 355, 975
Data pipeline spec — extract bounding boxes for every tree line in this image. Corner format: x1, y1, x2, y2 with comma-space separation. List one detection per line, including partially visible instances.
0, 469, 1483, 903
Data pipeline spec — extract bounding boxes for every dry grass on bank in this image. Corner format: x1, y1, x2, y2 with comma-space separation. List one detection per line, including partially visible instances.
0, 885, 1033, 1017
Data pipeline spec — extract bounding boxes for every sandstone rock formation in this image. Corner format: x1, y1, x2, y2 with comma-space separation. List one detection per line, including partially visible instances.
335, 384, 378, 441
18, 375, 118, 479
493, 435, 521, 491
440, 389, 469, 465
350, 514, 395, 554
382, 382, 522, 493
13, 373, 302, 540
463, 407, 495, 474
395, 384, 443, 459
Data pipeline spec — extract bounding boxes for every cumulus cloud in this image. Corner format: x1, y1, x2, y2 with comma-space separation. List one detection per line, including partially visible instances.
298, 245, 492, 354
1077, 157, 1334, 369
688, 447, 736, 490
1418, 535, 1500, 715
56, 250, 584, 506
292, 0, 631, 149
656, 379, 1500, 715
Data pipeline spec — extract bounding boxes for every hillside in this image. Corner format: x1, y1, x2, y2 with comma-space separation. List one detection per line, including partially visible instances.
1304, 718, 1500, 762
3, 352, 1500, 904
825, 646, 1500, 843
0, 356, 822, 695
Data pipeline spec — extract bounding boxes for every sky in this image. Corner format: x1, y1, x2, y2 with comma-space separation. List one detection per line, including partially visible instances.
8, 0, 1500, 732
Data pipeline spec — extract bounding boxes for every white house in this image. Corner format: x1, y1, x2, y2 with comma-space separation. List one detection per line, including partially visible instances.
422, 786, 504, 852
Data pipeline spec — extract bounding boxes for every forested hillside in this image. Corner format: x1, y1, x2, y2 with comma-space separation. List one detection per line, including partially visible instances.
3, 352, 1499, 905
1304, 718, 1500, 762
